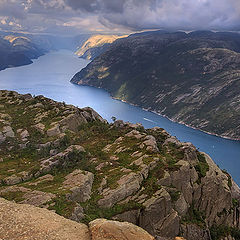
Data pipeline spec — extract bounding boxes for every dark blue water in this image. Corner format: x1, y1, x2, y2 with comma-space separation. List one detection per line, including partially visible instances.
0, 50, 239, 184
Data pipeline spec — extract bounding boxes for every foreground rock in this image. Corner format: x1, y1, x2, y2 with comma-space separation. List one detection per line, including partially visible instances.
0, 197, 90, 240
89, 218, 154, 240
0, 198, 155, 240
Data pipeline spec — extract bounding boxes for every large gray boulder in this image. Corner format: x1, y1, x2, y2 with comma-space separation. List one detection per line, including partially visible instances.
139, 188, 180, 238
63, 169, 94, 203
98, 172, 143, 208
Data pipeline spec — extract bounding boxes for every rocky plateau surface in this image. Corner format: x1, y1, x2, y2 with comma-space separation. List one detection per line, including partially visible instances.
0, 90, 240, 240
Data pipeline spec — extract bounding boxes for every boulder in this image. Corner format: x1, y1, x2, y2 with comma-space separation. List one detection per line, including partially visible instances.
98, 172, 143, 208
63, 169, 94, 203
140, 135, 159, 153
89, 218, 154, 240
112, 209, 140, 225
163, 136, 182, 147
139, 188, 180, 238
2, 126, 15, 138
34, 123, 45, 134
19, 129, 30, 141
0, 197, 91, 240
47, 124, 61, 137
3, 174, 22, 185
0, 186, 55, 207
125, 130, 145, 139
82, 107, 106, 123
20, 190, 56, 207
59, 112, 87, 132
113, 120, 125, 128
70, 203, 85, 223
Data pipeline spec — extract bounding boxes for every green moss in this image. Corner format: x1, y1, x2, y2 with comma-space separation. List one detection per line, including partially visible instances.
195, 153, 209, 182
182, 204, 206, 227
222, 169, 232, 188
48, 196, 76, 218
232, 198, 239, 208
141, 164, 163, 197
210, 225, 240, 240
0, 190, 25, 202
169, 189, 181, 202
82, 200, 143, 224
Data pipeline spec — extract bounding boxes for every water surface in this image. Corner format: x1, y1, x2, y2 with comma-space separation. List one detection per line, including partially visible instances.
0, 50, 239, 184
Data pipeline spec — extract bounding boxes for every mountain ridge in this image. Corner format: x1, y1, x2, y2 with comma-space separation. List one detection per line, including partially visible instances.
71, 30, 240, 140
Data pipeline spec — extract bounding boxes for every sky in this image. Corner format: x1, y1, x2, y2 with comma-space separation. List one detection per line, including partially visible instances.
0, 0, 239, 35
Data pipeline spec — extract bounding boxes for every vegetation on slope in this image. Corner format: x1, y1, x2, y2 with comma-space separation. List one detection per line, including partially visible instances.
71, 31, 240, 140
0, 90, 239, 240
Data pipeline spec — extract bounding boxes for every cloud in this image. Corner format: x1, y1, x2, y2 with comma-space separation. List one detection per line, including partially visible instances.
65, 0, 240, 31
0, 0, 239, 35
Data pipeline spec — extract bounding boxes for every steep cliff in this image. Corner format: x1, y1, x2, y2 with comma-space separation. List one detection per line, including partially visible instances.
0, 90, 239, 240
71, 31, 240, 140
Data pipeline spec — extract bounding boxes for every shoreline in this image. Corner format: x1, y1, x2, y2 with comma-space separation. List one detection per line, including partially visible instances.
73, 82, 240, 142
113, 97, 240, 142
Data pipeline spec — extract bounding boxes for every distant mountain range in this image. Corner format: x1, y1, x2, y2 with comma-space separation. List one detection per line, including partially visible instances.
0, 32, 92, 71
71, 31, 240, 140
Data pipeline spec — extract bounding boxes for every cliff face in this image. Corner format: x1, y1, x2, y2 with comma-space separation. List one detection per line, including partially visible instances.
71, 31, 240, 140
0, 90, 240, 240
75, 34, 128, 60
0, 35, 43, 71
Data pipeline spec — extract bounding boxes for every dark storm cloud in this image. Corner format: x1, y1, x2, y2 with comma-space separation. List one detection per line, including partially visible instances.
0, 0, 239, 35
64, 0, 126, 13
64, 0, 240, 31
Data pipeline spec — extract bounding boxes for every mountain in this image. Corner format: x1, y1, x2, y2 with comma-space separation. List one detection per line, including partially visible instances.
75, 34, 128, 60
71, 31, 240, 140
0, 35, 44, 71
0, 90, 240, 240
4, 35, 44, 59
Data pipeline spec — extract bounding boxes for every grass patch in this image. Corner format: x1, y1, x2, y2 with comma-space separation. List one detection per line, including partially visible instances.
182, 204, 206, 227
48, 196, 76, 218
195, 152, 209, 182
210, 225, 240, 240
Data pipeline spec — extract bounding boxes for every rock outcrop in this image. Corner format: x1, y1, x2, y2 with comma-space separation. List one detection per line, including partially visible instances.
0, 90, 239, 240
89, 218, 155, 240
0, 197, 155, 240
